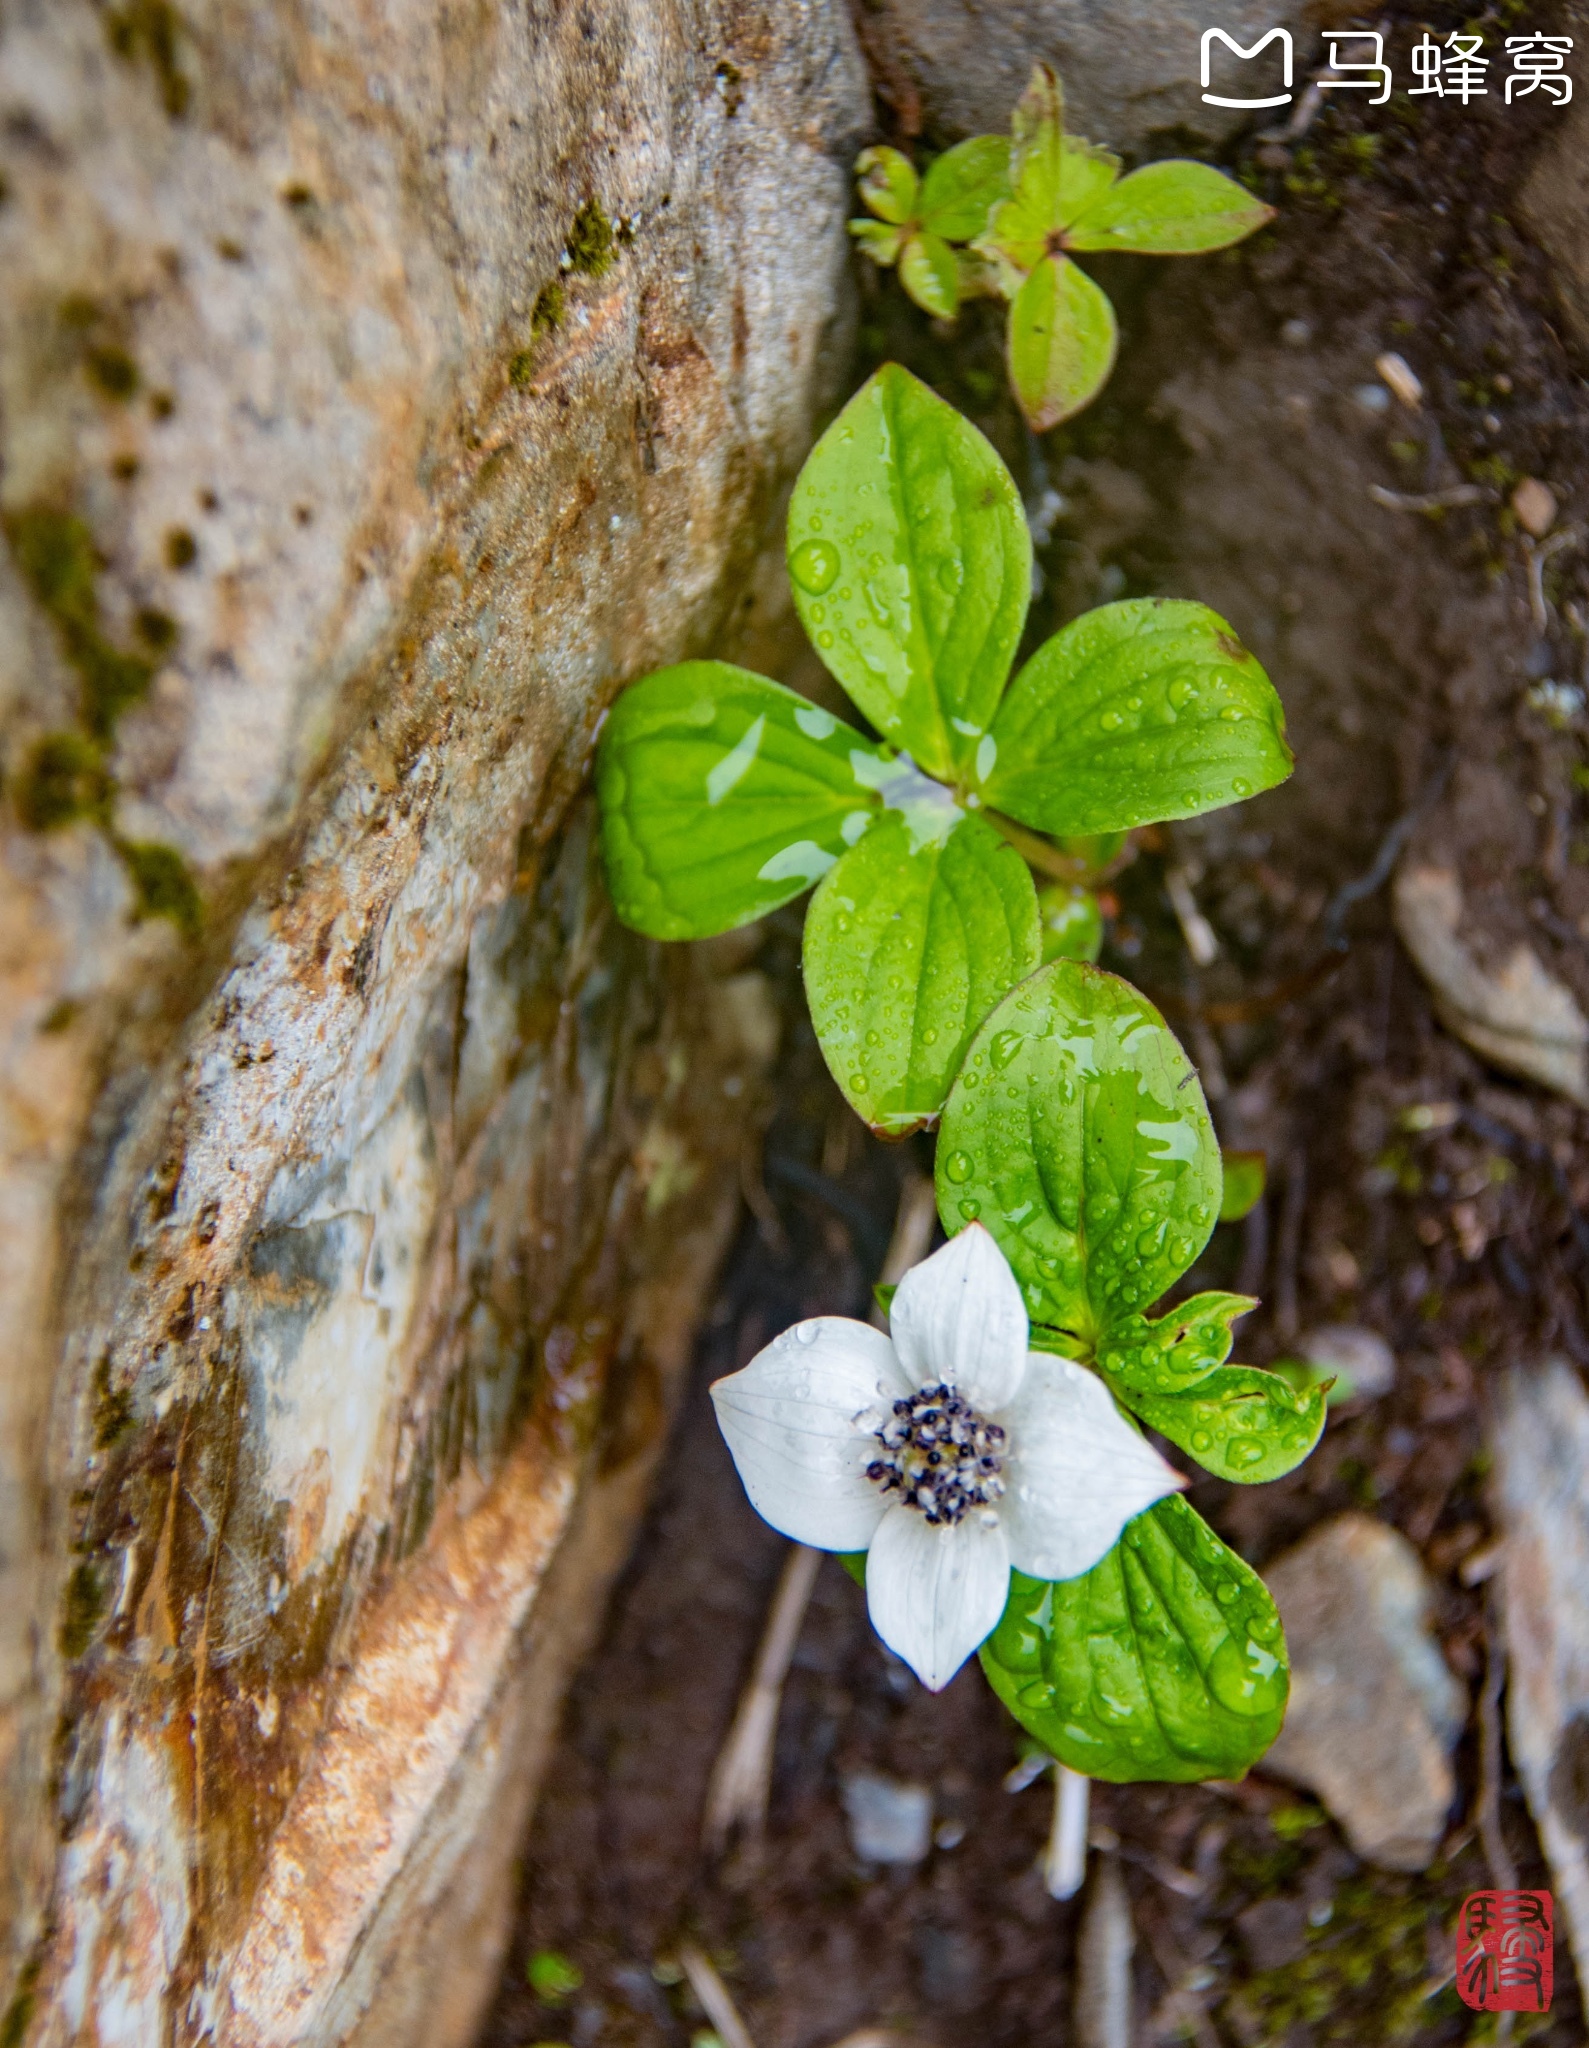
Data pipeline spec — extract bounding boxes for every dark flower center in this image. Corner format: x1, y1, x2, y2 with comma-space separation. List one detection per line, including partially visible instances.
866, 1381, 1006, 1526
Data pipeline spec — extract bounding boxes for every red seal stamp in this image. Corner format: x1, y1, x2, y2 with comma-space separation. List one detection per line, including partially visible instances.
1457, 1890, 1553, 2012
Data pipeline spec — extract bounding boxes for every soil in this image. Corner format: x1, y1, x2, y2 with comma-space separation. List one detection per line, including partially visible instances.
477, 15, 1589, 2046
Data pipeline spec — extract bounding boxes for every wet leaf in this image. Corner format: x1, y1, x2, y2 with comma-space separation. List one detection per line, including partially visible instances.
856, 144, 919, 225
984, 598, 1293, 834
1038, 881, 1102, 963
1006, 255, 1117, 431
935, 961, 1220, 1347
980, 1494, 1289, 1782
596, 661, 887, 938
787, 365, 1031, 783
1220, 1148, 1267, 1222
898, 229, 960, 318
1090, 1290, 1256, 1393
920, 135, 1012, 241
804, 812, 1039, 1135
1117, 1365, 1328, 1484
1065, 160, 1273, 254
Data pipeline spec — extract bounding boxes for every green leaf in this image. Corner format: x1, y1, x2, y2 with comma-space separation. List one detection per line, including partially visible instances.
804, 812, 1039, 1135
984, 598, 1293, 835
1038, 881, 1102, 963
980, 1495, 1288, 1782
936, 960, 1220, 1346
856, 145, 919, 225
1009, 61, 1066, 215
1057, 137, 1123, 229
898, 230, 960, 318
1091, 1290, 1256, 1394
1006, 255, 1117, 432
920, 135, 1012, 241
850, 218, 903, 267
786, 364, 1031, 782
596, 661, 887, 938
980, 57, 1119, 274
1117, 1365, 1327, 1484
1220, 1148, 1267, 1222
1066, 160, 1273, 254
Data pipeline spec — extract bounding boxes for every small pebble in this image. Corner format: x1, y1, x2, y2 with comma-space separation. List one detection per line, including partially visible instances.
1280, 317, 1312, 348
842, 1769, 932, 1864
1512, 476, 1558, 537
1352, 383, 1391, 414
1298, 1323, 1396, 1400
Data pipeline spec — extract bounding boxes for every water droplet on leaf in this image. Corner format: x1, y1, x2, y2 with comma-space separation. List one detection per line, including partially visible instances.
791, 538, 839, 593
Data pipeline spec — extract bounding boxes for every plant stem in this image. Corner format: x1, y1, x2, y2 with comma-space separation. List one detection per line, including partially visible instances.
1045, 1763, 1091, 1900
983, 808, 1088, 882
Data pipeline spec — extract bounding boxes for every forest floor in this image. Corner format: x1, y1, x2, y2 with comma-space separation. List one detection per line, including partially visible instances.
478, 22, 1589, 2047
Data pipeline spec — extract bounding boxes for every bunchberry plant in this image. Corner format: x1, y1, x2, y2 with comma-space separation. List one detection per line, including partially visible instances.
852, 64, 1273, 429
596, 362, 1319, 1782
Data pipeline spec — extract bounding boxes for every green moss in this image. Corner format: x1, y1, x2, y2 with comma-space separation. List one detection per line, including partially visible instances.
567, 199, 616, 278
92, 1355, 136, 1452
1223, 1871, 1535, 2047
12, 731, 112, 831
2, 505, 155, 737
103, 0, 191, 118
116, 837, 202, 937
164, 526, 197, 570
86, 346, 140, 401
58, 1559, 107, 1660
0, 1957, 40, 2048
508, 350, 537, 387
136, 607, 178, 654
532, 279, 565, 335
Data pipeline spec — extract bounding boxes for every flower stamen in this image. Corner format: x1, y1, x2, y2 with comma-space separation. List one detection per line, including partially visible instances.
865, 1381, 1006, 1525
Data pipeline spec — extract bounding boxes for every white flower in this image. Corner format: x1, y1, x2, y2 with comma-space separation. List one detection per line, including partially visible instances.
710, 1223, 1183, 1691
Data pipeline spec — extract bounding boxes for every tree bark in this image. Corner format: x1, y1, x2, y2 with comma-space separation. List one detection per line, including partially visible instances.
0, 5, 866, 2042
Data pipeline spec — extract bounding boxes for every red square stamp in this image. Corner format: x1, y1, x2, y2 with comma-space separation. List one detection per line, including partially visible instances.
1457, 1890, 1553, 2012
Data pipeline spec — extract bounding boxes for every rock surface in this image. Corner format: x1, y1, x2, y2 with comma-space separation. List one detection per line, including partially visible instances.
1262, 1513, 1466, 1870
1495, 1359, 1589, 1997
1296, 1324, 1396, 1402
857, 0, 1315, 156
0, 3, 866, 2042
1392, 862, 1589, 1107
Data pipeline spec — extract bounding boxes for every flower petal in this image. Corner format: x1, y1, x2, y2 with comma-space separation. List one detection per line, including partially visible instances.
865, 1502, 1010, 1691
710, 1319, 909, 1551
999, 1352, 1184, 1580
889, 1223, 1028, 1411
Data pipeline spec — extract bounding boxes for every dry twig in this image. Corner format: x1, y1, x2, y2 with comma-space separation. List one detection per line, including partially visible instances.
678, 1943, 757, 2048
1368, 483, 1486, 514
1476, 1583, 1518, 1896
1523, 525, 1584, 633
702, 1174, 938, 1854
